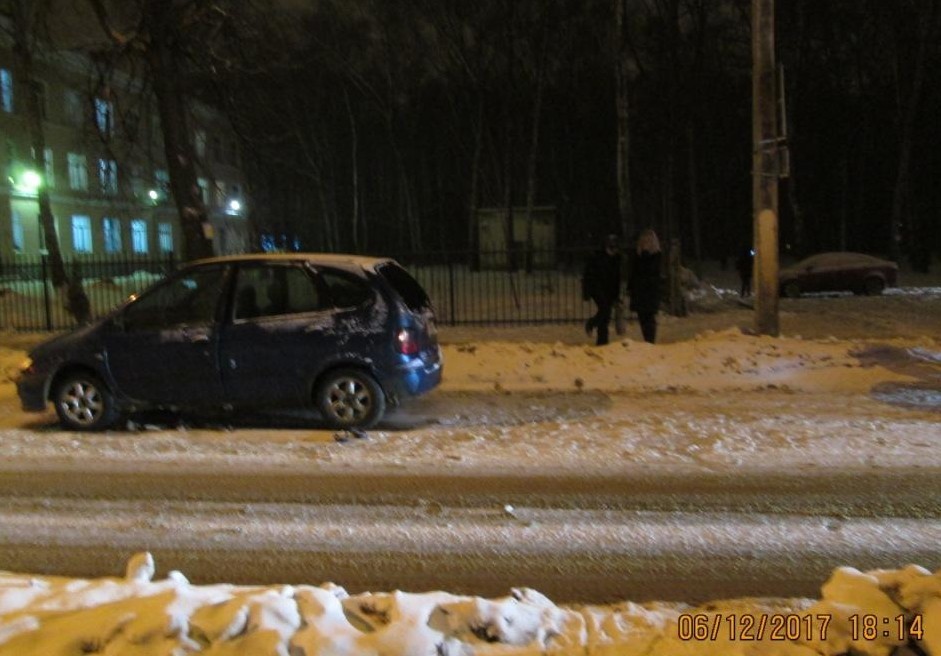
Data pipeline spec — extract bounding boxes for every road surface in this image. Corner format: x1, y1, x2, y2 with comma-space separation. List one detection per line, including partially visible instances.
0, 387, 938, 604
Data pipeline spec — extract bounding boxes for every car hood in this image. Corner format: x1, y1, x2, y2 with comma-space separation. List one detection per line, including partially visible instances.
29, 318, 110, 361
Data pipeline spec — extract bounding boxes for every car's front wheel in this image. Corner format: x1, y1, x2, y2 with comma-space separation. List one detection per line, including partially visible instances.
53, 371, 120, 431
315, 368, 386, 429
782, 281, 801, 298
864, 276, 885, 296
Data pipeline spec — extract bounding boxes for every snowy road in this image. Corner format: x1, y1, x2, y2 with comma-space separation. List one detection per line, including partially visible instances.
0, 495, 938, 606
0, 387, 938, 604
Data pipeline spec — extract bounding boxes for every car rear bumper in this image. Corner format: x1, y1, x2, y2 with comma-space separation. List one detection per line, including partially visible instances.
384, 354, 443, 399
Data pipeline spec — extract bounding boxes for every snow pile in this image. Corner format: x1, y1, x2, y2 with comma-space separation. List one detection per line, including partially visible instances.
441, 329, 922, 395
0, 555, 937, 655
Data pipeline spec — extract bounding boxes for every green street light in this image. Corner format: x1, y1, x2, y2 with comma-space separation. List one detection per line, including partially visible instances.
16, 169, 42, 194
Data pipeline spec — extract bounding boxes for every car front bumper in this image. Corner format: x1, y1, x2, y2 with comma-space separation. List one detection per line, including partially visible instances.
16, 371, 49, 412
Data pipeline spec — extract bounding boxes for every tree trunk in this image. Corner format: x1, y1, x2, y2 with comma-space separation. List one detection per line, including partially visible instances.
889, 0, 939, 263
144, 0, 214, 262
614, 0, 636, 241
344, 87, 360, 252
685, 120, 702, 273
524, 29, 548, 273
12, 0, 90, 324
467, 98, 484, 269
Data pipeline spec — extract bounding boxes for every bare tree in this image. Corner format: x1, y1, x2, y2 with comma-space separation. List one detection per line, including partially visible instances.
5, 0, 91, 323
87, 0, 216, 262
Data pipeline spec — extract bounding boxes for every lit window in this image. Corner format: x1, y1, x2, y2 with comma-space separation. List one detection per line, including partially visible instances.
11, 211, 24, 253
43, 148, 54, 188
155, 169, 170, 194
103, 217, 122, 253
197, 177, 209, 204
94, 97, 113, 136
158, 223, 173, 253
71, 215, 93, 253
131, 219, 148, 253
0, 69, 12, 113
67, 153, 88, 190
98, 159, 118, 195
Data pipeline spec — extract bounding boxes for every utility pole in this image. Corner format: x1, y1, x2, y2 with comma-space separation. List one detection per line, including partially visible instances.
752, 0, 780, 336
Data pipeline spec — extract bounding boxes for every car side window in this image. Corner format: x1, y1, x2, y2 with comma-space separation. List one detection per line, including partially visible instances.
123, 267, 226, 331
233, 264, 327, 320
319, 268, 373, 308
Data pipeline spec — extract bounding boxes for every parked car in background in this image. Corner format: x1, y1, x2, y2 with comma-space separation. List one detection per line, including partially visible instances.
778, 252, 898, 298
16, 254, 442, 431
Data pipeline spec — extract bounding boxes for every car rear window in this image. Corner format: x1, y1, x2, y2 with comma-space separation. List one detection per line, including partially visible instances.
319, 268, 374, 308
377, 263, 430, 312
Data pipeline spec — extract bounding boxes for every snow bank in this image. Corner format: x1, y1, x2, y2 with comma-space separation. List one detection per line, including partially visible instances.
441, 329, 922, 395
0, 555, 937, 655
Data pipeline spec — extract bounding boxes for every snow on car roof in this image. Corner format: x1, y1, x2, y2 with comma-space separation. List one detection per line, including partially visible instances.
188, 252, 396, 271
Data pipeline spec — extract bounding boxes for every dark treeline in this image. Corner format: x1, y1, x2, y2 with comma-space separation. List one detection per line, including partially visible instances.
208, 0, 940, 268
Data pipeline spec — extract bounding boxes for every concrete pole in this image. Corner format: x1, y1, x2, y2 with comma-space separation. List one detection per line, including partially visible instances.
752, 0, 780, 336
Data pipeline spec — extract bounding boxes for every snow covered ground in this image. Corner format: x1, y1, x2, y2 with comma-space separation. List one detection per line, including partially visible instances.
0, 285, 939, 655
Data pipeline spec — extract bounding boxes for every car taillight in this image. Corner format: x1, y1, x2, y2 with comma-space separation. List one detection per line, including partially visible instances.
396, 328, 420, 355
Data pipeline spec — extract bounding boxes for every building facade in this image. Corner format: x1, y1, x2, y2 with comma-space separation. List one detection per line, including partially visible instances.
0, 36, 250, 262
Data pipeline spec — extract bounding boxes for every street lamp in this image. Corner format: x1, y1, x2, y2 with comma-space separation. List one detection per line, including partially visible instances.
227, 199, 241, 214
148, 189, 159, 202
12, 168, 42, 195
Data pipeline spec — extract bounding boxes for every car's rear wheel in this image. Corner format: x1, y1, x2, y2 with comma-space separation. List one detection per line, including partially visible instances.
782, 281, 801, 298
864, 276, 885, 296
53, 371, 120, 431
315, 368, 385, 429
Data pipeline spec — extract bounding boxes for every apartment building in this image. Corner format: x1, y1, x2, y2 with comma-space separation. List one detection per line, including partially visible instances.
0, 36, 250, 262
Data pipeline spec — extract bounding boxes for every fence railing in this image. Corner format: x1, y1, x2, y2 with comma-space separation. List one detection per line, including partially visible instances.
393, 249, 595, 325
0, 249, 597, 331
0, 253, 177, 331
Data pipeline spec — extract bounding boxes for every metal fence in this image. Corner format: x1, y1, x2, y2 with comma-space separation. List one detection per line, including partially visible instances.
394, 248, 594, 325
0, 254, 177, 331
0, 249, 596, 331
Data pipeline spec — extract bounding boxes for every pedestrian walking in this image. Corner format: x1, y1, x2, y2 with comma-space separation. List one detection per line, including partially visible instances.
582, 234, 622, 346
628, 228, 662, 344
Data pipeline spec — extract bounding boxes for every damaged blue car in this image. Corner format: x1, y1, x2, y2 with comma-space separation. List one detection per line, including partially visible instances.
16, 254, 442, 431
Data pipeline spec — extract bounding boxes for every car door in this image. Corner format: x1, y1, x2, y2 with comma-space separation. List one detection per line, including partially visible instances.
799, 255, 829, 292
103, 265, 228, 406
218, 262, 336, 408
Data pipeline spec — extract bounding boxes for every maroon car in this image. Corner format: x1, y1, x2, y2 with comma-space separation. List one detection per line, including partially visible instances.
778, 252, 898, 298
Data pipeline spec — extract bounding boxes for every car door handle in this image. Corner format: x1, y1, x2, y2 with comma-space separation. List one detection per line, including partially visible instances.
188, 333, 211, 345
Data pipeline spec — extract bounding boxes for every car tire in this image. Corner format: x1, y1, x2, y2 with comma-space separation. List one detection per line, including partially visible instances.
315, 368, 386, 429
782, 281, 801, 298
864, 276, 884, 296
53, 371, 120, 431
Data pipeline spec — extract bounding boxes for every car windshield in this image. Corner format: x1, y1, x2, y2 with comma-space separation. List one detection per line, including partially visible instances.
377, 263, 430, 312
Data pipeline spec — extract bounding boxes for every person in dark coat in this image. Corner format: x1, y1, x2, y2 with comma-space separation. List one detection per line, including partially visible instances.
736, 246, 754, 298
628, 228, 662, 344
582, 234, 622, 346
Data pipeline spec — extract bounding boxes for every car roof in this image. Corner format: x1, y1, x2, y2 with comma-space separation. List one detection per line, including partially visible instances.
187, 252, 396, 272
800, 252, 891, 265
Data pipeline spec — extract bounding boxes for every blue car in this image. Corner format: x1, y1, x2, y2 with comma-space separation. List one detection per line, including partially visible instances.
16, 254, 442, 431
